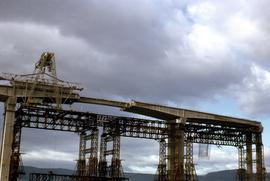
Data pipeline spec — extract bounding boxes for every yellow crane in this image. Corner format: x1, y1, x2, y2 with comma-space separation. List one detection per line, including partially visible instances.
0, 52, 83, 108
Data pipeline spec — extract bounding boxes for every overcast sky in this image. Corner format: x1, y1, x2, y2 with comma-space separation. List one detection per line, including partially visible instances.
1, 0, 270, 175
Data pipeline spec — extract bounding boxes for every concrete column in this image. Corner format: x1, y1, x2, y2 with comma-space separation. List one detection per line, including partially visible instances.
167, 119, 185, 181
0, 96, 16, 181
246, 133, 253, 181
255, 133, 263, 181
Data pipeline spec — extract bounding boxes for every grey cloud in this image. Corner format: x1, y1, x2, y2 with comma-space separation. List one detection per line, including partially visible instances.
22, 154, 76, 170
264, 147, 270, 170
0, 0, 170, 59
1, 0, 270, 175
21, 129, 80, 154
189, 1, 270, 70
0, 0, 249, 105
231, 64, 270, 117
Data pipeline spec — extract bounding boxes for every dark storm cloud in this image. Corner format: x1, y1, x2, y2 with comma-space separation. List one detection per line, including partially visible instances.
0, 0, 169, 60
1, 0, 270, 174
0, 0, 250, 105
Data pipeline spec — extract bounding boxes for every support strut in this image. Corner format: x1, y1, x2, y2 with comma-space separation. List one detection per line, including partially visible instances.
86, 128, 99, 176
155, 139, 168, 181
76, 132, 86, 176
237, 145, 246, 181
0, 97, 17, 181
246, 133, 253, 181
184, 138, 197, 181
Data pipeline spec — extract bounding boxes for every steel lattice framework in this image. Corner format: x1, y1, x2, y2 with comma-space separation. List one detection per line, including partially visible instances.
9, 105, 266, 181
16, 106, 259, 143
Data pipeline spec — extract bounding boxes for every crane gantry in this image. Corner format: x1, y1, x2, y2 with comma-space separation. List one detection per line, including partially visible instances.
0, 52, 82, 108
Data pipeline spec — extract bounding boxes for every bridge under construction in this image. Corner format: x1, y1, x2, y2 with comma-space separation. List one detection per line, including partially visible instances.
0, 52, 267, 181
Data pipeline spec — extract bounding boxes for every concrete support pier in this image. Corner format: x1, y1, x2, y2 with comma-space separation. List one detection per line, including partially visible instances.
168, 119, 185, 181
0, 97, 16, 181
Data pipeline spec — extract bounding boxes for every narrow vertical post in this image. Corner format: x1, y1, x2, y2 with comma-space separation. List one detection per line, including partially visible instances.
111, 135, 121, 178
9, 120, 23, 181
185, 138, 197, 181
0, 96, 16, 181
98, 134, 107, 177
155, 139, 167, 181
246, 133, 253, 181
76, 132, 86, 176
255, 133, 263, 181
87, 128, 99, 176
237, 146, 246, 181
168, 122, 175, 181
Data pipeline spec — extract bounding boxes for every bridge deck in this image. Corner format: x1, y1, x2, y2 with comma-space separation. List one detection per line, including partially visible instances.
78, 97, 262, 132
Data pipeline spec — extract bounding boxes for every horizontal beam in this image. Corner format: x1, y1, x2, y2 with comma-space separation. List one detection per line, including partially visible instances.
124, 101, 263, 131
16, 105, 257, 145
0, 85, 80, 103
0, 83, 263, 132
79, 97, 128, 108
76, 97, 263, 132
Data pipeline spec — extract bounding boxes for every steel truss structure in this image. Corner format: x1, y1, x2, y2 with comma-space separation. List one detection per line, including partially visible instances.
9, 105, 266, 181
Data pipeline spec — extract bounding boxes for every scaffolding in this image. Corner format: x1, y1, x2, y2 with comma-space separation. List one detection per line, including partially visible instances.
155, 139, 168, 181
184, 137, 198, 181
9, 105, 266, 181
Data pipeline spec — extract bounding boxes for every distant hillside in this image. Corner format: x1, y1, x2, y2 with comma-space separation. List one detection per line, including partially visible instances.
126, 173, 154, 181
198, 170, 237, 181
20, 166, 269, 181
198, 170, 270, 181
